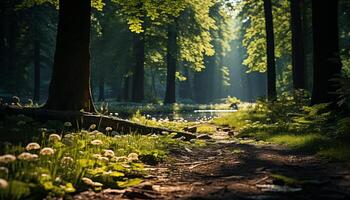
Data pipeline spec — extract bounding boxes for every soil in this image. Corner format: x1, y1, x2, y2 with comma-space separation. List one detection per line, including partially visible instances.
72, 127, 350, 200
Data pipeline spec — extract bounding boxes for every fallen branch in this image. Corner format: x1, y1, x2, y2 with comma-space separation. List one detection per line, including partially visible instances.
0, 105, 196, 140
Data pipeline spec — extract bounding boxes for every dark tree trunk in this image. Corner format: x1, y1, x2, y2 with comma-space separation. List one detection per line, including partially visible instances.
131, 33, 145, 102
311, 0, 342, 105
33, 40, 41, 102
45, 0, 95, 112
123, 76, 131, 101
164, 21, 178, 104
291, 0, 306, 90
179, 65, 192, 100
98, 70, 105, 101
263, 0, 277, 101
8, 14, 17, 91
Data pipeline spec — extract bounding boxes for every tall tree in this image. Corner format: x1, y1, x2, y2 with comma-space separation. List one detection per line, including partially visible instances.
45, 0, 95, 112
164, 19, 178, 104
33, 39, 41, 102
131, 32, 145, 102
291, 0, 306, 90
311, 0, 342, 105
263, 0, 277, 101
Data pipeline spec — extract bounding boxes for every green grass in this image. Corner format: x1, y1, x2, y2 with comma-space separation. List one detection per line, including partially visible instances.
213, 102, 350, 161
0, 114, 203, 199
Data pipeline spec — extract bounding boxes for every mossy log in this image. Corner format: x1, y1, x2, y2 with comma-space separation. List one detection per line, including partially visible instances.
0, 105, 196, 140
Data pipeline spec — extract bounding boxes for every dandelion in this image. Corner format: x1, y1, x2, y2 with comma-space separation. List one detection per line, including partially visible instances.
0, 154, 16, 164
82, 177, 103, 187
0, 179, 8, 189
127, 153, 139, 162
64, 122, 72, 127
0, 167, 9, 177
111, 131, 118, 136
48, 134, 61, 142
40, 147, 55, 156
25, 142, 41, 151
103, 150, 115, 158
93, 182, 103, 187
105, 127, 112, 132
82, 177, 94, 186
61, 156, 74, 166
91, 139, 103, 146
89, 124, 96, 130
17, 152, 38, 161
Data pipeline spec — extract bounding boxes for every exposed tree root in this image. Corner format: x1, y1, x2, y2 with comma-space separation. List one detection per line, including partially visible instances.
0, 105, 196, 140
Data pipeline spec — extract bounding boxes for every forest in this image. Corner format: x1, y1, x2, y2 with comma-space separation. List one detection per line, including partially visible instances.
0, 0, 350, 199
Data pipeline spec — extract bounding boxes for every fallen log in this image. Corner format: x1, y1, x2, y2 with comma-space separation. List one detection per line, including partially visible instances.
0, 105, 196, 140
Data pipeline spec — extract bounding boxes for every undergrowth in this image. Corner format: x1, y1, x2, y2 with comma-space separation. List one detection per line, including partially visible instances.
213, 90, 350, 160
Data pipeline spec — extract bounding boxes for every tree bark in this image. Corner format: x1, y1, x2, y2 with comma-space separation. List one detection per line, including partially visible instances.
164, 20, 178, 104
263, 0, 277, 101
1, 105, 196, 141
45, 0, 95, 112
131, 33, 145, 102
98, 69, 105, 101
33, 39, 41, 102
291, 0, 306, 90
123, 76, 131, 101
311, 0, 342, 105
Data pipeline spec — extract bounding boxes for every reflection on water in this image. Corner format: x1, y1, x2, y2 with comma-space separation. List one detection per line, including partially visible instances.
119, 110, 236, 122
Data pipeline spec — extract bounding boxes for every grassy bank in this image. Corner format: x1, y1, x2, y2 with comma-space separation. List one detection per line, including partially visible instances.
212, 92, 350, 161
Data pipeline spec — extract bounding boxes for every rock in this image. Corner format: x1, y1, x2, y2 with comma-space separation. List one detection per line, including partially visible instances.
197, 134, 212, 140
184, 126, 197, 133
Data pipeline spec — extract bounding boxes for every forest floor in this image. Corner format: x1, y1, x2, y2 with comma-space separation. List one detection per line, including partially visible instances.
72, 124, 350, 200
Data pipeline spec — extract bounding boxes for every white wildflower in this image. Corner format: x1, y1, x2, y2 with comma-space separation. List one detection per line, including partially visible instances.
0, 167, 9, 176
93, 182, 103, 187
48, 134, 61, 142
89, 124, 96, 130
82, 177, 94, 186
0, 179, 8, 189
17, 152, 38, 161
105, 127, 112, 132
127, 153, 139, 162
40, 147, 55, 156
25, 142, 41, 151
91, 139, 103, 146
103, 150, 115, 158
64, 122, 72, 127
0, 154, 16, 164
61, 156, 74, 166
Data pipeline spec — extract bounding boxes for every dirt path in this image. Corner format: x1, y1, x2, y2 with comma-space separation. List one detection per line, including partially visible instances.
73, 128, 350, 200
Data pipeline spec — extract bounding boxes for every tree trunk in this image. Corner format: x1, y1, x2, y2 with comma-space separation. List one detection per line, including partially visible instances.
179, 65, 192, 100
123, 76, 131, 101
33, 40, 41, 102
98, 69, 105, 101
311, 0, 342, 105
164, 21, 178, 104
131, 33, 145, 102
8, 13, 17, 92
45, 0, 95, 112
263, 0, 277, 101
291, 0, 306, 90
